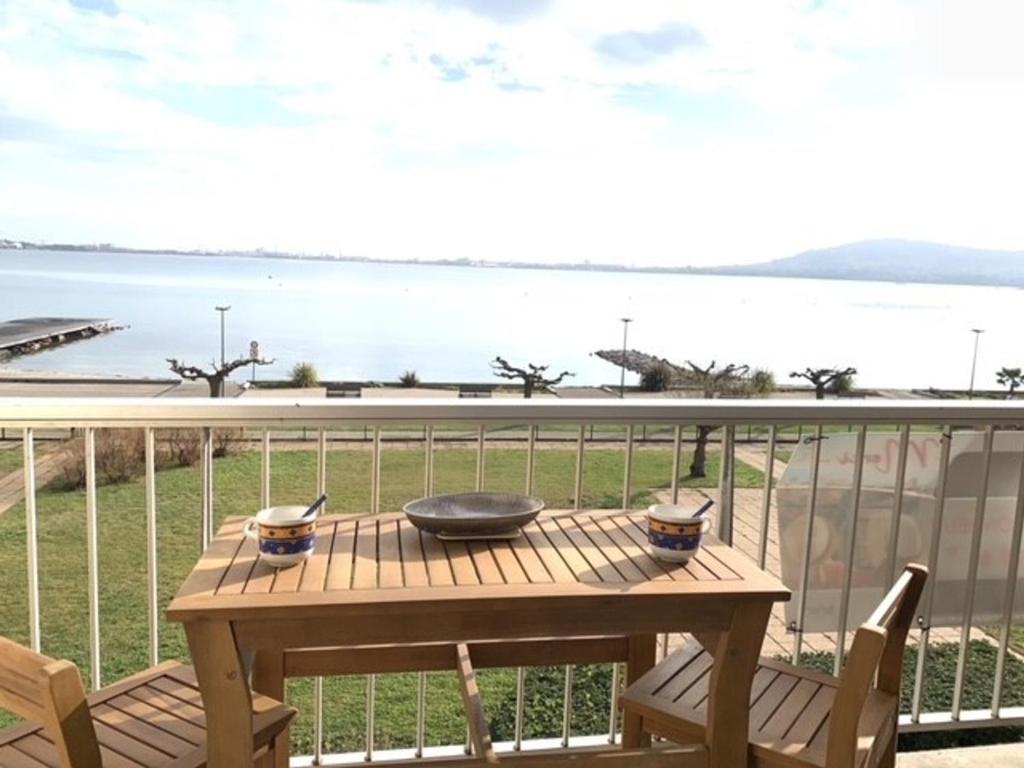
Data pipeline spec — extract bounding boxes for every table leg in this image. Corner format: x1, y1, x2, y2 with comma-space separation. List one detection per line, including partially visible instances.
252, 650, 289, 768
185, 620, 254, 768
621, 634, 657, 748
704, 601, 771, 768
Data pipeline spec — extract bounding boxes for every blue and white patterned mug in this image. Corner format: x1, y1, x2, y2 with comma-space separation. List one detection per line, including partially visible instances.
647, 504, 711, 563
244, 506, 316, 568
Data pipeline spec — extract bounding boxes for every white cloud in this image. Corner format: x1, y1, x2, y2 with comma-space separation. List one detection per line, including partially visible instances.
1, 0, 1023, 265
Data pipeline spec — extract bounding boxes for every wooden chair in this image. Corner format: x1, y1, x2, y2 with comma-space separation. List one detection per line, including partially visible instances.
620, 564, 928, 768
0, 637, 295, 768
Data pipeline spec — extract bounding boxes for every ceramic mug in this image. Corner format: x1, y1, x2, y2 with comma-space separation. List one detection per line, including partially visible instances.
646, 504, 711, 563
244, 506, 316, 568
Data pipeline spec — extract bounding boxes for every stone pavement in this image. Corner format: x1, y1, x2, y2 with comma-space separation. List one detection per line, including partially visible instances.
897, 744, 1024, 766
0, 440, 71, 516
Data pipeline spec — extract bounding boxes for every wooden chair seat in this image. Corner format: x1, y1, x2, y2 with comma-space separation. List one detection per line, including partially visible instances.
621, 641, 898, 768
0, 660, 294, 768
621, 565, 927, 768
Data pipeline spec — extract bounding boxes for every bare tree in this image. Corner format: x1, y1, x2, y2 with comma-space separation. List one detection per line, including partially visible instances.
168, 354, 274, 397
997, 367, 1024, 399
491, 356, 574, 398
789, 367, 857, 400
685, 360, 749, 477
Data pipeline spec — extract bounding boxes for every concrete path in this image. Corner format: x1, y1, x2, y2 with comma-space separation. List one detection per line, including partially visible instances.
0, 442, 71, 516
897, 743, 1024, 766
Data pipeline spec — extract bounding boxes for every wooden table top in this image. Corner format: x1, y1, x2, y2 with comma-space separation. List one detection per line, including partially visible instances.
167, 510, 788, 623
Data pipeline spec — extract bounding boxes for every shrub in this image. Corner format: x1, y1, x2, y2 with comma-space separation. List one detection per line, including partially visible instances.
748, 368, 776, 395
828, 372, 855, 394
290, 362, 319, 388
59, 429, 145, 488
640, 363, 675, 392
213, 428, 245, 458
399, 370, 420, 388
160, 429, 201, 468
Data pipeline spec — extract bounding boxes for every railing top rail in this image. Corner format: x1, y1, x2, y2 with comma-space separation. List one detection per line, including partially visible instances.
1, 397, 1024, 428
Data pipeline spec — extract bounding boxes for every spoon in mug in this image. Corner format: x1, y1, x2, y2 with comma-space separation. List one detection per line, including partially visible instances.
303, 493, 328, 519
694, 499, 714, 517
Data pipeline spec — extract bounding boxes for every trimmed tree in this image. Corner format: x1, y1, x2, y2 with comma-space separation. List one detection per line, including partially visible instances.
790, 367, 857, 399
491, 356, 574, 398
685, 360, 749, 477
168, 354, 274, 397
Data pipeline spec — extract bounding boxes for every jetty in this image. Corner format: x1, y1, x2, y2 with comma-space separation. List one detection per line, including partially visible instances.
0, 317, 119, 358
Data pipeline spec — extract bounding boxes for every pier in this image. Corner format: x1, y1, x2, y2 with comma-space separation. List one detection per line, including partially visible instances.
0, 317, 118, 357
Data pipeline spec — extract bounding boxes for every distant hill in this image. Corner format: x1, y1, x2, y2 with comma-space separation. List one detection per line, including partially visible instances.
708, 239, 1024, 287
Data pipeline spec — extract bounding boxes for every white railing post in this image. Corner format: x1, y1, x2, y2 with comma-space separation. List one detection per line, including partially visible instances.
992, 435, 1024, 715
260, 428, 271, 508
84, 427, 101, 691
717, 425, 735, 545
621, 425, 634, 509
476, 426, 486, 491
22, 428, 40, 652
573, 425, 585, 510
670, 425, 682, 505
833, 425, 867, 675
792, 426, 824, 662
145, 427, 159, 666
757, 426, 776, 569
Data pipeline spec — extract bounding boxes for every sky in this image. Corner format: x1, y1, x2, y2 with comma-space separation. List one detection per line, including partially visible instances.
2, 0, 1024, 266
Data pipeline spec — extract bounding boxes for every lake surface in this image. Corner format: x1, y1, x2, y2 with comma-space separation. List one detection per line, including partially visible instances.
0, 249, 1017, 390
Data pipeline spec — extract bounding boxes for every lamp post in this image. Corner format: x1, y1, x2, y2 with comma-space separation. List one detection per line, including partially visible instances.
619, 318, 632, 398
215, 306, 231, 367
968, 328, 984, 399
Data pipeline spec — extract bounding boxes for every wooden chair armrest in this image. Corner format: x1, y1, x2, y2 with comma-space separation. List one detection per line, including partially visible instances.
456, 643, 498, 764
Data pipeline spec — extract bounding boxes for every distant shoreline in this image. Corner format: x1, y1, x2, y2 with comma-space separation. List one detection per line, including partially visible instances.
4, 242, 1024, 290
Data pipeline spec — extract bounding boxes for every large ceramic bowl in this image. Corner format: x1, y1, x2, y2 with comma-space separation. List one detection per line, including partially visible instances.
403, 492, 545, 539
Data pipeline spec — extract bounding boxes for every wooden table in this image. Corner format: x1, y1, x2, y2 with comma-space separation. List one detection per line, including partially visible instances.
168, 510, 789, 768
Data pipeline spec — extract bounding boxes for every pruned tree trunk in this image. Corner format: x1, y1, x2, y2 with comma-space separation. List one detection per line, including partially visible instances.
690, 425, 714, 477
815, 384, 826, 400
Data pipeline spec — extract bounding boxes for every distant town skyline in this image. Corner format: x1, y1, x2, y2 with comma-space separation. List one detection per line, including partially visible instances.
2, 1, 1024, 266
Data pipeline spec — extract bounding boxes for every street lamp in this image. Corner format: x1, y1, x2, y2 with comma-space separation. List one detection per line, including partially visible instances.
968, 328, 984, 399
619, 318, 632, 398
215, 306, 231, 367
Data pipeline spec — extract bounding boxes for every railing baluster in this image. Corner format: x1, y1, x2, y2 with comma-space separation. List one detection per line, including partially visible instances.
526, 425, 537, 495
561, 664, 574, 747
833, 425, 867, 675
717, 425, 735, 546
424, 426, 434, 496
514, 665, 526, 750
315, 427, 327, 765
371, 427, 382, 514
670, 425, 682, 505
366, 673, 376, 761
757, 426, 777, 569
573, 425, 585, 510
260, 428, 271, 508
145, 427, 159, 666
621, 425, 634, 509
952, 425, 995, 719
884, 425, 912, 585
415, 671, 427, 758
660, 632, 669, 661
313, 676, 324, 766
23, 427, 40, 652
85, 427, 101, 691
911, 426, 953, 722
607, 663, 619, 743
992, 433, 1024, 715
200, 426, 213, 550
476, 426, 486, 491
792, 425, 824, 663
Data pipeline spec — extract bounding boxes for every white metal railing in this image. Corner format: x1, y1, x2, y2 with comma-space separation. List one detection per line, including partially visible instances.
2, 397, 1024, 763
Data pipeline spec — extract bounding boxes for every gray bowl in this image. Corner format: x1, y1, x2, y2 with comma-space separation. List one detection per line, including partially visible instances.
403, 492, 545, 539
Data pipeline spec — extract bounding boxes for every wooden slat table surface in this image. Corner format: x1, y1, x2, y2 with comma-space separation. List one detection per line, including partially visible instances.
167, 510, 789, 768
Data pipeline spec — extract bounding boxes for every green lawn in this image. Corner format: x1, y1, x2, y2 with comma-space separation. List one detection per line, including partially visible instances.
0, 442, 23, 474
0, 443, 758, 754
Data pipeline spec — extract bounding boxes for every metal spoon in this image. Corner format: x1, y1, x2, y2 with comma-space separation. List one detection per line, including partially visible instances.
303, 493, 328, 519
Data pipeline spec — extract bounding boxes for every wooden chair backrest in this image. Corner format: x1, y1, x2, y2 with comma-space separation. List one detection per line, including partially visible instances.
825, 564, 928, 768
0, 636, 102, 768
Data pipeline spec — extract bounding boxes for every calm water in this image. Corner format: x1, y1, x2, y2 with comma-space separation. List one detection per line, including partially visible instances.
0, 249, 1017, 390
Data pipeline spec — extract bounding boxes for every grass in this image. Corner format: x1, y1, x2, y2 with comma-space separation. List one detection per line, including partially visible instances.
0, 442, 759, 753
0, 442, 24, 474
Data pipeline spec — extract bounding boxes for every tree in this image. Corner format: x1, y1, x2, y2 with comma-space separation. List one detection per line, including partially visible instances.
290, 362, 319, 388
491, 356, 574, 398
685, 360, 749, 477
399, 370, 420, 388
997, 367, 1024, 399
168, 354, 274, 397
747, 368, 776, 395
789, 367, 857, 400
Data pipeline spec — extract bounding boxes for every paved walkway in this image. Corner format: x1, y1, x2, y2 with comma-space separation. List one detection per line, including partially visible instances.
897, 744, 1024, 766
0, 441, 71, 516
